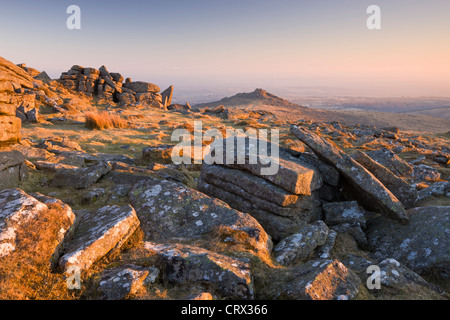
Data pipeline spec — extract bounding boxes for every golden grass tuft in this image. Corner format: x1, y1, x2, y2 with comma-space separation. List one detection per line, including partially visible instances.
84, 111, 128, 130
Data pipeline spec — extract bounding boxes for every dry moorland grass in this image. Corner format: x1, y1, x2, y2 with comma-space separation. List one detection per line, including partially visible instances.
84, 111, 129, 130
0, 204, 79, 300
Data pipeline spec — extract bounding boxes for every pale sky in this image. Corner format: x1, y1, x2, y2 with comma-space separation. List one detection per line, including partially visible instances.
1, 0, 449, 97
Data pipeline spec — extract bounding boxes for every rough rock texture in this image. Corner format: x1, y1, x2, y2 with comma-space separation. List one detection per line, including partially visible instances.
366, 149, 413, 177
354, 150, 417, 208
322, 201, 367, 229
0, 56, 34, 89
130, 179, 272, 254
143, 242, 254, 299
0, 116, 21, 145
0, 189, 75, 259
58, 205, 140, 271
273, 221, 329, 266
278, 259, 362, 300
96, 264, 151, 300
50, 161, 112, 189
0, 150, 25, 190
161, 85, 174, 108
215, 137, 323, 195
199, 164, 321, 215
290, 125, 408, 224
367, 206, 450, 278
197, 178, 320, 241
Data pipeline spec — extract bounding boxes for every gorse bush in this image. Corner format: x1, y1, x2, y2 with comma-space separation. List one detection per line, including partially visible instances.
84, 111, 128, 130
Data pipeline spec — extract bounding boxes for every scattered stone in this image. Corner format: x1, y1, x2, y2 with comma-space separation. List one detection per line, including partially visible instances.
416, 181, 450, 202
50, 161, 112, 189
273, 221, 329, 266
143, 242, 254, 299
412, 164, 441, 182
82, 188, 106, 204
315, 230, 337, 259
322, 201, 367, 228
331, 222, 369, 250
97, 264, 150, 300
366, 149, 413, 177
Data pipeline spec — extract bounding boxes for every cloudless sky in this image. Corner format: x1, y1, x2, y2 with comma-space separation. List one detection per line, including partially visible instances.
1, 0, 449, 97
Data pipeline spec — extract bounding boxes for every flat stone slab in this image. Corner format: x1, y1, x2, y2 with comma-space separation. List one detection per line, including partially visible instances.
366, 206, 450, 277
199, 164, 321, 217
210, 137, 322, 195
130, 178, 272, 254
290, 125, 408, 224
354, 150, 417, 209
143, 242, 254, 299
58, 205, 140, 271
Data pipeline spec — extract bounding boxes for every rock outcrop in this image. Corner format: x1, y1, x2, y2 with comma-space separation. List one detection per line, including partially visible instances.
59, 64, 165, 108
367, 206, 449, 278
130, 178, 272, 255
290, 125, 409, 224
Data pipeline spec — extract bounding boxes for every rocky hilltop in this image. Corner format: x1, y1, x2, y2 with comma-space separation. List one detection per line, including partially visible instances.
194, 88, 301, 109
0, 56, 449, 300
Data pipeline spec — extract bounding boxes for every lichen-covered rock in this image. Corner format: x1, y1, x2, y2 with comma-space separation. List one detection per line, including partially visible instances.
0, 189, 75, 260
143, 242, 254, 299
374, 259, 441, 298
58, 205, 140, 271
273, 221, 329, 266
290, 125, 408, 224
278, 259, 362, 300
96, 264, 151, 300
367, 206, 450, 278
130, 179, 272, 255
366, 149, 413, 177
200, 164, 320, 211
197, 178, 319, 242
416, 181, 450, 202
354, 150, 417, 209
315, 230, 337, 259
214, 137, 322, 195
0, 150, 25, 190
323, 201, 367, 229
412, 164, 441, 182
50, 161, 112, 189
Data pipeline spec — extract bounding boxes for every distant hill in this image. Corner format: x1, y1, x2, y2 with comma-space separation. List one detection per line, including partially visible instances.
193, 88, 302, 110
